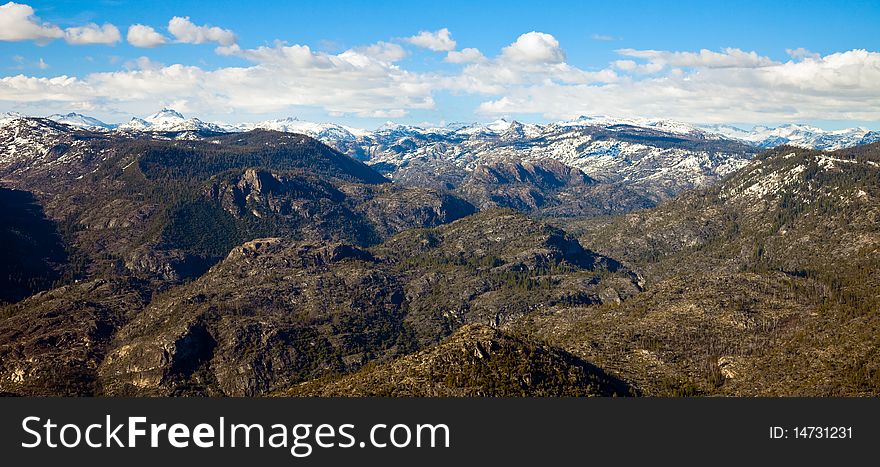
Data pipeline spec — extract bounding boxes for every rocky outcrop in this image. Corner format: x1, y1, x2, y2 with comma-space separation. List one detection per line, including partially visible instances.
124, 247, 212, 282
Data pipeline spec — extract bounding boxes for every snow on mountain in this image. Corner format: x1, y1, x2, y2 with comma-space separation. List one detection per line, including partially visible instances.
144, 108, 186, 126
0, 111, 25, 125
346, 116, 760, 200
702, 123, 880, 150
1, 109, 877, 200
119, 117, 152, 131
46, 112, 115, 130
4, 109, 875, 152
0, 117, 88, 173
117, 109, 226, 133
557, 115, 710, 137
238, 117, 370, 142
486, 118, 513, 132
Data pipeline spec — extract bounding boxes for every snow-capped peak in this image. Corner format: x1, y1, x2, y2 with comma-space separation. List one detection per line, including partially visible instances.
556, 114, 704, 136
238, 117, 369, 140
144, 108, 187, 125
377, 121, 408, 132
444, 121, 478, 131
116, 108, 225, 133
486, 118, 512, 132
2, 108, 877, 152
47, 112, 114, 130
704, 123, 879, 150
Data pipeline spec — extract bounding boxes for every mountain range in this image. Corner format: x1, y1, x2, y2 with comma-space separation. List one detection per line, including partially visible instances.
1, 109, 873, 212
24, 109, 879, 152
0, 109, 878, 397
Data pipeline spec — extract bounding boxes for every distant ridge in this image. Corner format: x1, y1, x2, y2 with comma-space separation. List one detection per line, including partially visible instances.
5, 109, 878, 151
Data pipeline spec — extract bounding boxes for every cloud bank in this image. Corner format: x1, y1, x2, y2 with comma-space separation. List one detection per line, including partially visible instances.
0, 3, 877, 125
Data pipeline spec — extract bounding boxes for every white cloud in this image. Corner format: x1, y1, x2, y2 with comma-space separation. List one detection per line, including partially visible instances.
123, 56, 164, 71
0, 74, 91, 102
168, 16, 236, 46
64, 23, 121, 45
211, 41, 436, 116
0, 2, 63, 43
617, 47, 776, 69
443, 32, 613, 95
501, 32, 566, 64
406, 28, 456, 52
612, 59, 664, 74
127, 24, 167, 48
351, 41, 408, 62
0, 39, 437, 118
0, 3, 125, 46
786, 47, 820, 60
476, 49, 880, 123
446, 47, 485, 64
0, 27, 877, 127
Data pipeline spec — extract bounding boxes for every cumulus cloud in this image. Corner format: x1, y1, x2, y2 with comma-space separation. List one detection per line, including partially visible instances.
406, 28, 456, 51
211, 41, 435, 116
0, 5, 234, 49
501, 32, 566, 64
443, 32, 612, 95
127, 24, 167, 48
0, 2, 125, 46
64, 23, 121, 45
0, 2, 63, 43
167, 16, 236, 46
445, 47, 485, 64
0, 74, 91, 102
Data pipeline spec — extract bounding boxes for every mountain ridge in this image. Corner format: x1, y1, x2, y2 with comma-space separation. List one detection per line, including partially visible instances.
15, 109, 876, 150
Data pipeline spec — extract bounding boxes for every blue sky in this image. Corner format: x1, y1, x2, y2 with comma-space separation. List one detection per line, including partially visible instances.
1, 0, 878, 129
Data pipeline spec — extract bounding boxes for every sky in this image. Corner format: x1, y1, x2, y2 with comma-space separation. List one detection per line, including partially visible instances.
0, 0, 878, 130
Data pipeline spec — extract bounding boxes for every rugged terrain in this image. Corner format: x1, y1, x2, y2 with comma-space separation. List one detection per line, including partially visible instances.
0, 119, 474, 284
0, 120, 477, 395
532, 143, 880, 395
97, 211, 639, 396
285, 143, 880, 397
0, 113, 877, 397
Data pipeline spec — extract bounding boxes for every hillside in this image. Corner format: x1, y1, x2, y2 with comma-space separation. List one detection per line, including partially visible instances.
0, 188, 66, 304
0, 122, 477, 396
281, 324, 632, 397
96, 211, 640, 396
532, 143, 880, 395
565, 143, 880, 298
0, 120, 473, 286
